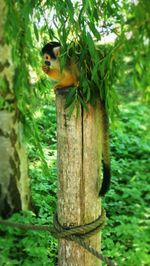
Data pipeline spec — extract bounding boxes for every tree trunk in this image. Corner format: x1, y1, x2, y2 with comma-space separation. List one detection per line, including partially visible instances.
0, 0, 30, 218
56, 90, 102, 266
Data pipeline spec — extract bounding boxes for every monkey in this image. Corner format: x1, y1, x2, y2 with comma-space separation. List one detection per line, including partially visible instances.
41, 41, 111, 196
41, 41, 79, 90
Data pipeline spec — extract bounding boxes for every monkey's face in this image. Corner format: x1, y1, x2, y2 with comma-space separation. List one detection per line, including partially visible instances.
43, 47, 60, 69
43, 53, 51, 67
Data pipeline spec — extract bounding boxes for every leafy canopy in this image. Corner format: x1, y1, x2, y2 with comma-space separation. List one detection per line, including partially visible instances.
3, 0, 150, 117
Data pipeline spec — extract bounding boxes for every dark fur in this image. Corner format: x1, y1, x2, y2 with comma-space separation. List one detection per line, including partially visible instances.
100, 162, 111, 196
99, 101, 111, 196
41, 42, 61, 59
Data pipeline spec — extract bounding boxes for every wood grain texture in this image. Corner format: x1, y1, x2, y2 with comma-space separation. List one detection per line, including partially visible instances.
56, 92, 102, 266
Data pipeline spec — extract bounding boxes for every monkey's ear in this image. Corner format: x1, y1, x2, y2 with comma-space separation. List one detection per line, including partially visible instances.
53, 46, 60, 57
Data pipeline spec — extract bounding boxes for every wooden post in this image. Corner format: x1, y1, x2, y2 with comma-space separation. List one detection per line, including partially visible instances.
56, 89, 103, 266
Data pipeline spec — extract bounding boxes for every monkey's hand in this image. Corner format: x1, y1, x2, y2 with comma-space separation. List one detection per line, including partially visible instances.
42, 65, 50, 74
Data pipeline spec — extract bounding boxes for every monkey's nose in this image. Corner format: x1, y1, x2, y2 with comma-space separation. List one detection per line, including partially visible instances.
45, 61, 51, 66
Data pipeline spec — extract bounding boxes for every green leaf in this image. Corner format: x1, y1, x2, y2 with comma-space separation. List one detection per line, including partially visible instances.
78, 95, 88, 111
86, 32, 97, 60
33, 23, 39, 41
88, 22, 101, 40
68, 99, 76, 119
65, 87, 77, 109
92, 62, 99, 86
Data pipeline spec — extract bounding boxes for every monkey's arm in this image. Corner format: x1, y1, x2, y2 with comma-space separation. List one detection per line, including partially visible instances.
42, 65, 61, 80
42, 65, 76, 89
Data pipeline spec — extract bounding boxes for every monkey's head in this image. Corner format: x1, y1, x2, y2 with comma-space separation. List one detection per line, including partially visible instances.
41, 41, 61, 68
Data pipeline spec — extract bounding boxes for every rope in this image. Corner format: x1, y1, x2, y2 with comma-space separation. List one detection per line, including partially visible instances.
52, 209, 106, 238
0, 209, 117, 266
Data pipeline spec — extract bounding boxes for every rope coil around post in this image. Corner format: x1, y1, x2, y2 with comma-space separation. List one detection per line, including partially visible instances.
0, 209, 117, 266
52, 208, 117, 266
52, 208, 106, 239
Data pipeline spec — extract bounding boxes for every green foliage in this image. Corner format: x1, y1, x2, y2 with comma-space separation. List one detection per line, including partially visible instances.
121, 0, 150, 101
0, 99, 58, 266
0, 212, 57, 266
1, 0, 150, 265
4, 0, 149, 118
42, 0, 125, 114
2, 0, 150, 166
1, 82, 150, 265
102, 94, 150, 265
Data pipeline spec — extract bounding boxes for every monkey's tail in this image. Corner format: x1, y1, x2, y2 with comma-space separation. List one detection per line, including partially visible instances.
99, 101, 111, 197
100, 161, 111, 196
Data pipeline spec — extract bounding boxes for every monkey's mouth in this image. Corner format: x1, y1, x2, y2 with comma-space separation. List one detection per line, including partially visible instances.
45, 61, 51, 66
